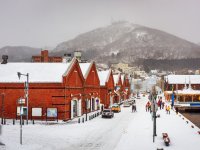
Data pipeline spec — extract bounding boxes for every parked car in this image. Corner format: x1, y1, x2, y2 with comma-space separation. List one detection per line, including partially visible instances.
123, 101, 130, 107
111, 104, 121, 113
102, 109, 114, 118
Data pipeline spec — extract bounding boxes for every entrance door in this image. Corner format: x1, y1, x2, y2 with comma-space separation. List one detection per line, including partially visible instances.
92, 98, 95, 111
72, 100, 78, 118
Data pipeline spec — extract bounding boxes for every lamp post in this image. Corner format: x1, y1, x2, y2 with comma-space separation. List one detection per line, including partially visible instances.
151, 86, 157, 143
17, 72, 29, 125
1, 93, 4, 125
18, 97, 25, 145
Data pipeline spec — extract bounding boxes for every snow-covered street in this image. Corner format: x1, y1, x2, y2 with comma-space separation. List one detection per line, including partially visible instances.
1, 95, 200, 150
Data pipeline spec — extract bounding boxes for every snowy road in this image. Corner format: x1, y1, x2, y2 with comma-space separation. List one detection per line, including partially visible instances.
1, 95, 200, 150
1, 100, 137, 150
69, 106, 134, 150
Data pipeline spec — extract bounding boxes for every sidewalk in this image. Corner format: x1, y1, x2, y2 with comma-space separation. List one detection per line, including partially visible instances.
114, 95, 200, 150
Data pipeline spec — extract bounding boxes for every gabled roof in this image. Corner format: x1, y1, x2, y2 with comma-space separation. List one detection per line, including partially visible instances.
98, 70, 111, 86
79, 62, 92, 79
113, 74, 120, 85
0, 61, 75, 83
166, 75, 200, 84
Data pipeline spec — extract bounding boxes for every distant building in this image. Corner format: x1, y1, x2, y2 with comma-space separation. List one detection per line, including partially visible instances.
32, 50, 62, 62
164, 75, 200, 91
195, 70, 200, 75
111, 63, 139, 75
150, 69, 158, 75
111, 63, 128, 69
74, 51, 82, 62
62, 53, 72, 63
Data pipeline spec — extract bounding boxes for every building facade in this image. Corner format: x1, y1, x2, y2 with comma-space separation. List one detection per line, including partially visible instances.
32, 50, 63, 63
98, 69, 115, 108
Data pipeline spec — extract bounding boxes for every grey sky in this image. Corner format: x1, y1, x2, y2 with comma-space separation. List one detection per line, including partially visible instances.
0, 0, 200, 48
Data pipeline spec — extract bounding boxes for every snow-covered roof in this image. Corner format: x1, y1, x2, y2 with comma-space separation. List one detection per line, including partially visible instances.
97, 70, 111, 86
79, 63, 92, 79
0, 62, 71, 83
177, 88, 200, 95
113, 74, 120, 85
165, 89, 200, 95
166, 75, 200, 84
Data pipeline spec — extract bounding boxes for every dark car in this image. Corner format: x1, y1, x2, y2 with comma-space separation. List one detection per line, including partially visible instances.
102, 109, 114, 118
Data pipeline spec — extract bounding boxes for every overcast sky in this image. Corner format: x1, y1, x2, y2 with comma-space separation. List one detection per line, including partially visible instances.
0, 0, 200, 49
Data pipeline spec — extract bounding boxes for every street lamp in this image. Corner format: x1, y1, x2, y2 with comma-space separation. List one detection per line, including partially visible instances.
17, 72, 29, 125
151, 86, 157, 143
1, 93, 5, 125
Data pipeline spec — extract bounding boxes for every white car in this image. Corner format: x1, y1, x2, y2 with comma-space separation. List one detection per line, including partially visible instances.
102, 109, 114, 118
123, 101, 130, 107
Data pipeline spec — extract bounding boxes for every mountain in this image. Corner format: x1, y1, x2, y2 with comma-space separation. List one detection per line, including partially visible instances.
0, 46, 41, 62
54, 21, 200, 64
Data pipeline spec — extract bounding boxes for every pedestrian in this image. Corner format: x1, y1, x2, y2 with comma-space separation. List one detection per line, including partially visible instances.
161, 101, 165, 109
146, 101, 150, 112
165, 105, 168, 114
132, 104, 134, 112
157, 99, 161, 110
133, 104, 137, 112
167, 105, 171, 114
149, 103, 152, 113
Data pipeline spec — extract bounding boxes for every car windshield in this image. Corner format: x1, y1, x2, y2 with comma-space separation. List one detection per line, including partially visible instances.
103, 109, 111, 112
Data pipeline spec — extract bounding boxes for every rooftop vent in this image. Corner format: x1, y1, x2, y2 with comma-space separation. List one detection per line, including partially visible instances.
1, 55, 8, 64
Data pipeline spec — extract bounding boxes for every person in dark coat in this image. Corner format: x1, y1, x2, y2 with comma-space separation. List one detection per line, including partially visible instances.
132, 104, 134, 112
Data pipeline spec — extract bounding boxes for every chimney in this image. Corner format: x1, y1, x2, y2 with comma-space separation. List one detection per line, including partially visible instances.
1, 55, 8, 64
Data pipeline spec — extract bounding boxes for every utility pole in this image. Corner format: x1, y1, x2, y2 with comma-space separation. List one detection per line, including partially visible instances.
152, 86, 157, 143
17, 72, 29, 125
1, 94, 4, 125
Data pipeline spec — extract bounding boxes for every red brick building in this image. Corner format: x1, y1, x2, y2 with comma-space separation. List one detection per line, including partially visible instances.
98, 69, 115, 108
121, 74, 131, 100
113, 74, 123, 104
80, 62, 100, 113
32, 50, 62, 62
0, 58, 85, 121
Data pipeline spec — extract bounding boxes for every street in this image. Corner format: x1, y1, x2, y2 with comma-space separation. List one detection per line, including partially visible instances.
2, 95, 200, 150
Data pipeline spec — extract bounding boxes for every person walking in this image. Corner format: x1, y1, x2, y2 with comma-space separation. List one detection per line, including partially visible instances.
167, 105, 171, 114
165, 105, 168, 114
157, 99, 161, 110
146, 101, 150, 112
132, 104, 134, 112
161, 101, 165, 109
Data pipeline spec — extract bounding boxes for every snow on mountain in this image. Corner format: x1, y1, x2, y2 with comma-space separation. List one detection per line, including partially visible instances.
54, 21, 200, 64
